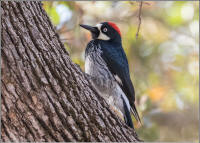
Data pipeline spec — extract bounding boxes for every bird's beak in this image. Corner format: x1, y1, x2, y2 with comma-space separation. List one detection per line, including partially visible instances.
80, 24, 97, 33
80, 24, 99, 39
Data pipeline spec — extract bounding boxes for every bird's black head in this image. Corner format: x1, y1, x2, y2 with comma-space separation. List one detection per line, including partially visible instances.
80, 22, 121, 43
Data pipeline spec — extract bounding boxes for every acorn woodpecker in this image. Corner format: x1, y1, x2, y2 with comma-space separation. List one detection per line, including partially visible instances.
80, 22, 141, 128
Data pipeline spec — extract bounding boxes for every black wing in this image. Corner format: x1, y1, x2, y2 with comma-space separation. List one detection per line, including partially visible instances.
101, 44, 135, 104
100, 42, 141, 123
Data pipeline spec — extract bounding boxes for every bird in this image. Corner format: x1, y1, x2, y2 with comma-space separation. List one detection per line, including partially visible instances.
80, 22, 141, 128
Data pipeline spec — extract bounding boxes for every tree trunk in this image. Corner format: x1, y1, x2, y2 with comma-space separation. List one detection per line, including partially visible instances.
1, 1, 140, 142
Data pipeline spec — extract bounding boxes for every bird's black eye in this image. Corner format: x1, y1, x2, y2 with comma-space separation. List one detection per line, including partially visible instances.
103, 27, 107, 32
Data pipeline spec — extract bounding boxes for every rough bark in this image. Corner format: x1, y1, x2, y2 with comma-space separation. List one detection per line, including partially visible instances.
1, 1, 140, 142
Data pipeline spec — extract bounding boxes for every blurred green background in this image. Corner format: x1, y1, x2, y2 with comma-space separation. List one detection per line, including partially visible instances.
42, 1, 199, 142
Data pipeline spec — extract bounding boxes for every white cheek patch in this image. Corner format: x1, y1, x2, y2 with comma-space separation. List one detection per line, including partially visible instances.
96, 24, 110, 40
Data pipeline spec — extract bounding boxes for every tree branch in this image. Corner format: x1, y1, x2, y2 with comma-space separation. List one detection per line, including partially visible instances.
136, 1, 143, 39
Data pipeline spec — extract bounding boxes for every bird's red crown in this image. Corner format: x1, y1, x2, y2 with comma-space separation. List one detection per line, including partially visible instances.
108, 22, 121, 36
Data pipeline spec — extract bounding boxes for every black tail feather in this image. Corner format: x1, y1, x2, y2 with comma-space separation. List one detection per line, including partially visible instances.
131, 104, 141, 125
121, 96, 134, 128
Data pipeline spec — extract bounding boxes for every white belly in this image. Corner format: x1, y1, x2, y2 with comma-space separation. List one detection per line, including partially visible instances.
85, 56, 92, 74
85, 54, 131, 117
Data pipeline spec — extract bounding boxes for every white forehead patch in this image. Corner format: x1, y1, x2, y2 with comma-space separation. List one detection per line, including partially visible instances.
96, 24, 102, 30
96, 23, 110, 40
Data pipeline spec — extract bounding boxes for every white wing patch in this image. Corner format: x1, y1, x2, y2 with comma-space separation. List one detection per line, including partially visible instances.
114, 75, 122, 85
96, 24, 110, 40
